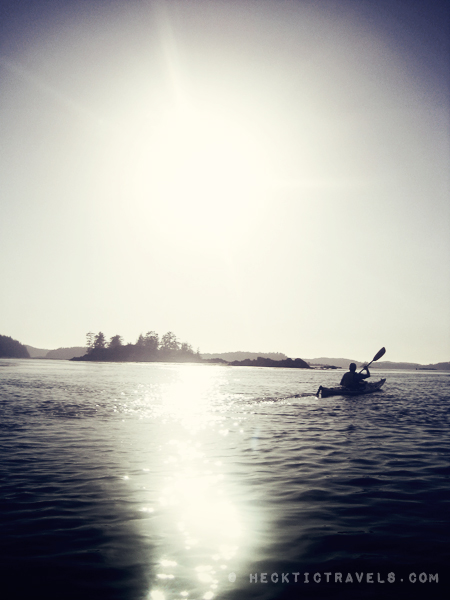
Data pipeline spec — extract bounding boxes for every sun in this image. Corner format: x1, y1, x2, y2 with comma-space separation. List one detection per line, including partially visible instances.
120, 102, 272, 246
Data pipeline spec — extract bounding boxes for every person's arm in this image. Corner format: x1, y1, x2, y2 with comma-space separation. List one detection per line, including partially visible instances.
360, 366, 370, 379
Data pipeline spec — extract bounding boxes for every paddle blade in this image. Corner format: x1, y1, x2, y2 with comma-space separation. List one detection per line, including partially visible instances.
373, 347, 386, 362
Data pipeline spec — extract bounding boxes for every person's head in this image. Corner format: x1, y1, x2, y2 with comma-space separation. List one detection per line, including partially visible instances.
349, 363, 356, 371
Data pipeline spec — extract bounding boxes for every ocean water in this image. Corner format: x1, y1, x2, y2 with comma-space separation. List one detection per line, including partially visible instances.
0, 359, 449, 600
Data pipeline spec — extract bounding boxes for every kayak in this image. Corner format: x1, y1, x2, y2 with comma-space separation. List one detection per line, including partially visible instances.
317, 378, 386, 398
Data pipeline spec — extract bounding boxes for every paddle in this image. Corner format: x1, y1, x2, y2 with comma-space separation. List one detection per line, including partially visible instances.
359, 347, 386, 373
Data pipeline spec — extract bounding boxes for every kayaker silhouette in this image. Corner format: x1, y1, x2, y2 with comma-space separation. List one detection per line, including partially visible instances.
340, 362, 370, 389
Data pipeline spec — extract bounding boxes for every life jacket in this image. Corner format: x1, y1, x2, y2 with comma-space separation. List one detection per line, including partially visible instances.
340, 371, 364, 388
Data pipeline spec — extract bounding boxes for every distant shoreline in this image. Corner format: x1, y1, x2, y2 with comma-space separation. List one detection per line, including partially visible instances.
0, 337, 447, 370
2, 356, 450, 373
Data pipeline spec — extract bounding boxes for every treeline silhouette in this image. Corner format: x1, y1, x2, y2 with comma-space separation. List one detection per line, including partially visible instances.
0, 334, 30, 358
72, 331, 201, 363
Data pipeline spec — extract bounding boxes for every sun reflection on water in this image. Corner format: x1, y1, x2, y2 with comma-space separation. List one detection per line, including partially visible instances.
152, 440, 241, 597
141, 366, 248, 600
159, 366, 223, 431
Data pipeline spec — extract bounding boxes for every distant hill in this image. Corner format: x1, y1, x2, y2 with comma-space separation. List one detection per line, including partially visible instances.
26, 346, 87, 359
307, 357, 420, 369
366, 360, 448, 370
372, 361, 420, 370
425, 362, 450, 370
1, 335, 29, 358
306, 357, 360, 369
307, 358, 449, 370
201, 351, 288, 362
25, 345, 50, 358
46, 347, 86, 360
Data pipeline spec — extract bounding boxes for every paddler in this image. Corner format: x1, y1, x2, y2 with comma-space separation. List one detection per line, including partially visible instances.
340, 363, 370, 389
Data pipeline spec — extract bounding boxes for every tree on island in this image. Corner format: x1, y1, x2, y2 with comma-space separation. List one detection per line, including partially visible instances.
94, 332, 106, 350
144, 331, 159, 354
86, 332, 95, 351
160, 331, 180, 359
109, 335, 123, 349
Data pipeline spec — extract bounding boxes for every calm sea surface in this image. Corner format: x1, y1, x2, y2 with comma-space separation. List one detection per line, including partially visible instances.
1, 359, 449, 600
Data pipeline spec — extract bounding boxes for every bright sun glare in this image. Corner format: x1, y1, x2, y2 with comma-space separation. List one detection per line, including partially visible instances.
119, 102, 272, 245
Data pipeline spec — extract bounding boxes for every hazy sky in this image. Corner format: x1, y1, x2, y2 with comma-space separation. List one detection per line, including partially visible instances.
1, 0, 449, 363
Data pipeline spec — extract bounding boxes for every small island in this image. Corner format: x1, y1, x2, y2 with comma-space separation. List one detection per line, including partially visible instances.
229, 356, 310, 369
72, 331, 201, 363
